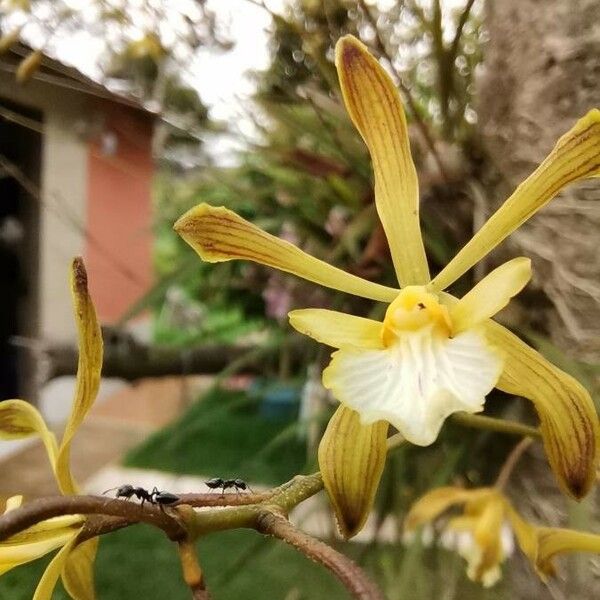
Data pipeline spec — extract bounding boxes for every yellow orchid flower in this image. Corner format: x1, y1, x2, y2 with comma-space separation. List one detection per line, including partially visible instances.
0, 257, 103, 599
174, 34, 600, 510
405, 485, 600, 586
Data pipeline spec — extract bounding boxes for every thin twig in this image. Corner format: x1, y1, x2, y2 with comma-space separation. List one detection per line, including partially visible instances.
451, 412, 541, 438
448, 0, 477, 63
0, 495, 186, 542
494, 437, 534, 489
175, 489, 276, 508
256, 511, 384, 600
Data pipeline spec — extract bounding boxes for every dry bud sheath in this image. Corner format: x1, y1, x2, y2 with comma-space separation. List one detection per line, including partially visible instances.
178, 541, 209, 599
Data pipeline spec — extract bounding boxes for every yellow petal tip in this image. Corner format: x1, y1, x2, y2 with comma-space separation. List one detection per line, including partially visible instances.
173, 202, 213, 233
335, 35, 366, 69
70, 257, 88, 296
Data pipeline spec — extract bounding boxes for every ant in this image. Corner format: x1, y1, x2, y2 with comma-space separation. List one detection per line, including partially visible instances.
205, 478, 252, 495
103, 485, 179, 511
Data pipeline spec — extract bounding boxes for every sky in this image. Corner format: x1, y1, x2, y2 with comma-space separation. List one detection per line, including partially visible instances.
5, 0, 285, 124
2, 0, 287, 160
3, 0, 468, 161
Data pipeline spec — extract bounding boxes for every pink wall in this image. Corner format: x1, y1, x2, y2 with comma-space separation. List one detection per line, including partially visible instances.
85, 103, 154, 323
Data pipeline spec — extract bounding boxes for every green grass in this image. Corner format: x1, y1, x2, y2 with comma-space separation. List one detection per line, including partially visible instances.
124, 387, 310, 485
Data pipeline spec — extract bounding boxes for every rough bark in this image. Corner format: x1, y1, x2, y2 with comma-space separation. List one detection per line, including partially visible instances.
478, 0, 600, 361
479, 1, 600, 598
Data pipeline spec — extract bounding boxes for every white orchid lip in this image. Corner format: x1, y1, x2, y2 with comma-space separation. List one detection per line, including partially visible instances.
323, 287, 503, 446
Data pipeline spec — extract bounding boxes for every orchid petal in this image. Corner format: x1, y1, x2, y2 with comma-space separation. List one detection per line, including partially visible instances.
0, 532, 76, 577
55, 258, 103, 495
175, 204, 399, 303
33, 532, 81, 600
433, 109, 600, 291
0, 400, 59, 473
323, 328, 502, 445
449, 257, 531, 334
533, 527, 600, 579
486, 320, 599, 498
336, 35, 429, 286
318, 405, 388, 538
4, 496, 23, 512
3, 516, 84, 545
506, 505, 600, 580
62, 538, 99, 600
0, 502, 81, 578
405, 487, 492, 532
471, 496, 505, 584
289, 309, 384, 349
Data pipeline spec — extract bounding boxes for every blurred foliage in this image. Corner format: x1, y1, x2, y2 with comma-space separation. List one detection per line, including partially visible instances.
125, 386, 309, 485
148, 0, 484, 350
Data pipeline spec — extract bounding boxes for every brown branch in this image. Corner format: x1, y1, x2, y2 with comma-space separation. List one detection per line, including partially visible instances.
79, 514, 131, 541
0, 495, 186, 542
256, 512, 384, 600
448, 0, 477, 63
45, 338, 306, 381
175, 490, 276, 508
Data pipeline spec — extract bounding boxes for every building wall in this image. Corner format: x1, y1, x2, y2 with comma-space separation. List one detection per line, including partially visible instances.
85, 103, 154, 323
0, 80, 88, 344
0, 78, 154, 345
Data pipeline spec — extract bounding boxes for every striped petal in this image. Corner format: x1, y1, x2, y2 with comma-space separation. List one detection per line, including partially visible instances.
174, 204, 399, 303
62, 538, 99, 600
0, 495, 81, 577
533, 527, 600, 579
506, 507, 600, 580
56, 258, 103, 495
469, 496, 506, 586
318, 405, 388, 538
0, 400, 59, 473
486, 320, 599, 498
289, 309, 384, 349
323, 327, 502, 445
335, 36, 429, 286
432, 109, 600, 291
449, 257, 531, 334
33, 533, 81, 600
0, 532, 76, 577
405, 487, 493, 532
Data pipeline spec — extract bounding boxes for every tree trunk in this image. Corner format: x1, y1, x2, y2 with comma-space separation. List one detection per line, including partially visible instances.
478, 0, 600, 361
478, 1, 600, 598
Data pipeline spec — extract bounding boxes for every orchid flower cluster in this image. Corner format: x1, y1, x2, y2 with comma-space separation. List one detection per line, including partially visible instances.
1, 34, 600, 597
175, 34, 600, 581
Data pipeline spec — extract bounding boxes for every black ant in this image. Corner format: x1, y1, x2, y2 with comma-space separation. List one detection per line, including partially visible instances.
103, 485, 179, 511
205, 478, 252, 495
